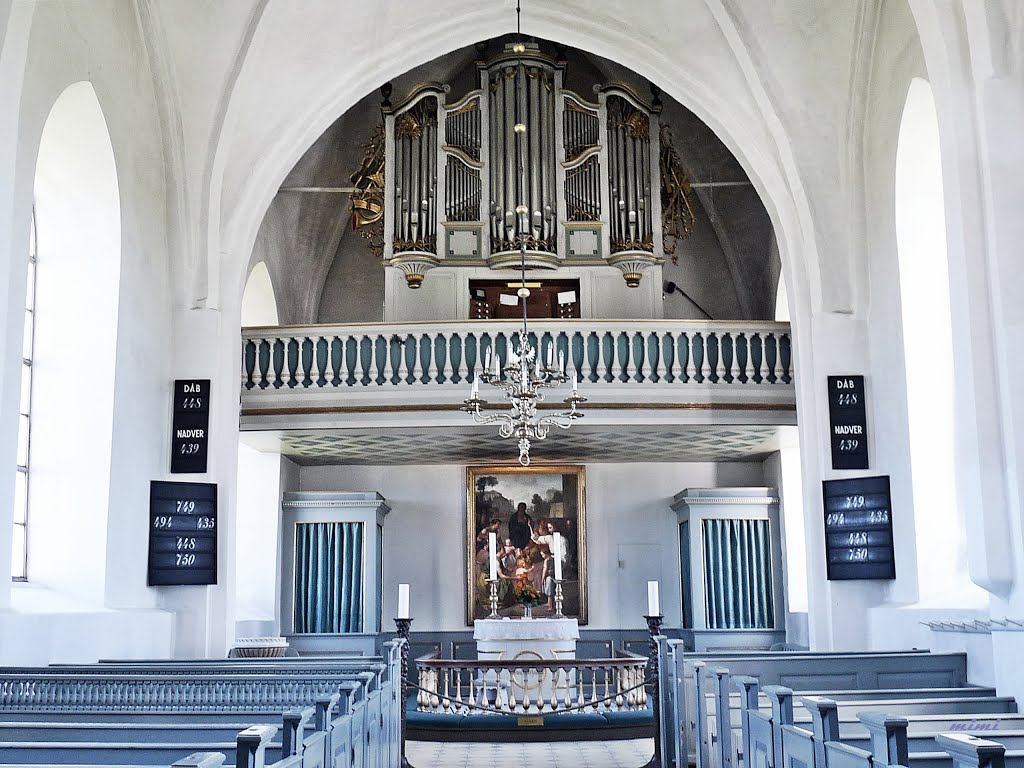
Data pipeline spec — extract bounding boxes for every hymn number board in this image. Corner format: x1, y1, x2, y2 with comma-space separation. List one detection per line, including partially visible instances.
828, 375, 869, 470
171, 379, 210, 473
148, 481, 217, 586
822, 475, 895, 581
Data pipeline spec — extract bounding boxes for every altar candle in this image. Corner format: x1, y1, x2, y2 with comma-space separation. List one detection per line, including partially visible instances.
647, 580, 660, 616
488, 532, 498, 581
553, 532, 563, 581
398, 583, 410, 619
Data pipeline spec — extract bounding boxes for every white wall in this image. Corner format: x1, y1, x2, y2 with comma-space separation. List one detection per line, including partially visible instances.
298, 461, 764, 631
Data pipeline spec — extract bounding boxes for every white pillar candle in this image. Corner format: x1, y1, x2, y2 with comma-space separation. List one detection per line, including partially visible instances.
484, 348, 491, 372
647, 581, 660, 615
493, 351, 501, 376
547, 344, 554, 367
398, 583, 410, 619
471, 377, 479, 398
553, 532, 563, 581
488, 532, 498, 581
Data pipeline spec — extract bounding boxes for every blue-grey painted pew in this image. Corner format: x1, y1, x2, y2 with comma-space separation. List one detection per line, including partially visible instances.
748, 695, 1024, 768
686, 664, 1009, 768
662, 644, 972, 768
707, 684, 1014, 768
0, 708, 339, 768
0, 751, 226, 768
0, 671, 378, 712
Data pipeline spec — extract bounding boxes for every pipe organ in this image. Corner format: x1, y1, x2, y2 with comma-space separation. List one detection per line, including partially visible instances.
381, 43, 667, 289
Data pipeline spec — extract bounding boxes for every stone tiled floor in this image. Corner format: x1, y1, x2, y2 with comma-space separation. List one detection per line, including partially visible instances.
407, 739, 655, 767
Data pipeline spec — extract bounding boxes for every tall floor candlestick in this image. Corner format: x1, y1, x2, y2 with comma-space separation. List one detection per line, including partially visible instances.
394, 617, 414, 768
643, 612, 665, 768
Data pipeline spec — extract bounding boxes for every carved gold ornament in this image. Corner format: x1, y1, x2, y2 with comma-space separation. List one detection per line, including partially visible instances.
349, 123, 386, 258
659, 124, 697, 261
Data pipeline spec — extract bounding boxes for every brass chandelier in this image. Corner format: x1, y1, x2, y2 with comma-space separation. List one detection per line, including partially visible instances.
461, 1, 586, 466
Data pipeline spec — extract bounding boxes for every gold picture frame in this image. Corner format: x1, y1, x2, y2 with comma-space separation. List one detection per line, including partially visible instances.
466, 465, 587, 625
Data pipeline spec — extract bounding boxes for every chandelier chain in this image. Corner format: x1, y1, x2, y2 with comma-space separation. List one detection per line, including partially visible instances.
461, 0, 586, 465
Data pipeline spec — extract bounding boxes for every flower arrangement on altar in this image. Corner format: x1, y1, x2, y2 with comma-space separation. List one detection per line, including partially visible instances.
515, 583, 544, 608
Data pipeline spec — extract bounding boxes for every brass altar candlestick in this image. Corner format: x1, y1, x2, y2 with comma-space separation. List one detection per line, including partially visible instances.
553, 579, 565, 617
486, 578, 500, 618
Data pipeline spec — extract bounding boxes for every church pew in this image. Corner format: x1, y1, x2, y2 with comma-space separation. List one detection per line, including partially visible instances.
705, 674, 1010, 768
747, 694, 1024, 768
697, 673, 1015, 768
0, 707, 344, 768
661, 641, 971, 768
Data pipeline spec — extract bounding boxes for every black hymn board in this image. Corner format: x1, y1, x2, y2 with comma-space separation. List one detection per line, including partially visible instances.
822, 475, 895, 581
171, 379, 210, 473
827, 375, 869, 470
148, 481, 217, 586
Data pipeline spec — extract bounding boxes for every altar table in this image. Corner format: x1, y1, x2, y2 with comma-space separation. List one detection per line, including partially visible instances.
474, 617, 580, 704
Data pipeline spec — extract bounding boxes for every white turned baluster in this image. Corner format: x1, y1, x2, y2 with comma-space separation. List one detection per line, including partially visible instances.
699, 333, 711, 382
309, 336, 322, 387
755, 333, 766, 383
417, 670, 428, 710
667, 333, 682, 382
241, 340, 250, 389
383, 333, 395, 385
766, 332, 777, 382
590, 666, 599, 709
684, 334, 697, 382
564, 670, 573, 709
276, 338, 288, 388
439, 333, 453, 384
714, 333, 726, 382
456, 334, 468, 383
396, 334, 410, 384
429, 670, 439, 711
442, 670, 450, 711
550, 670, 560, 711
455, 669, 463, 708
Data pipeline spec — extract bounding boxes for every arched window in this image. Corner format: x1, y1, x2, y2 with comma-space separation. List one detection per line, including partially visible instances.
895, 78, 978, 601
11, 210, 37, 581
25, 82, 121, 596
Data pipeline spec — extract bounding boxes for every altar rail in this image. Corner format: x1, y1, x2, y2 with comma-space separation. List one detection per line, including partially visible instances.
413, 654, 649, 716
240, 320, 793, 391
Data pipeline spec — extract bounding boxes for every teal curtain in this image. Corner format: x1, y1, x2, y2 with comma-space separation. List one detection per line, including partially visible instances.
294, 522, 364, 633
679, 522, 693, 629
703, 519, 774, 629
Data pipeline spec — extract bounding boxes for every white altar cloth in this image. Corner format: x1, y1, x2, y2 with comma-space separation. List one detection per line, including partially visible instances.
474, 618, 580, 705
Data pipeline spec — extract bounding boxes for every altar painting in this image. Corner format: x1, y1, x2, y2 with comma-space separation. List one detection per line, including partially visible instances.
466, 465, 587, 624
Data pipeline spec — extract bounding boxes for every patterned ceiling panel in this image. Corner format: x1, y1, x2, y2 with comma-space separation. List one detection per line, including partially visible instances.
243, 425, 783, 465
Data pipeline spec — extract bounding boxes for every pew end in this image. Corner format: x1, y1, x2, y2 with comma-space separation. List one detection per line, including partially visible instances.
936, 733, 1007, 768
